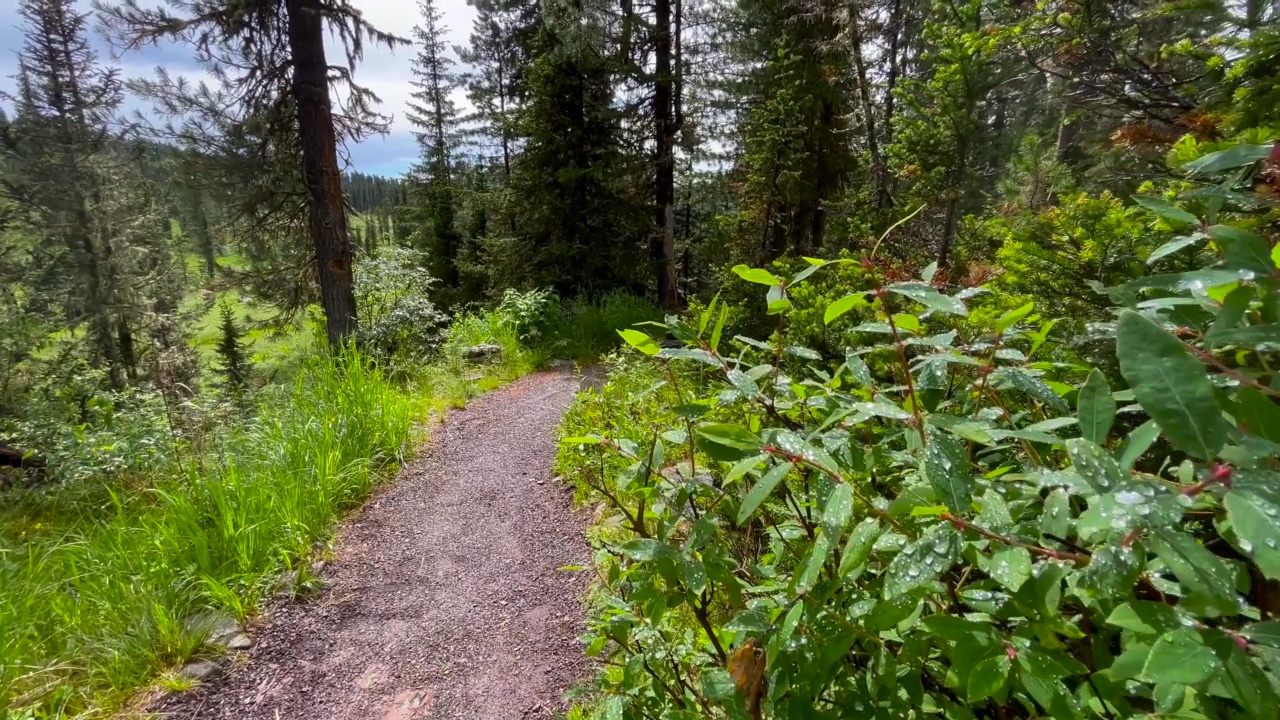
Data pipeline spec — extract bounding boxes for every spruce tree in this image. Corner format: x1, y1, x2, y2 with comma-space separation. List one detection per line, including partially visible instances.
214, 299, 249, 391
7, 0, 129, 385
504, 7, 647, 295
101, 0, 407, 347
406, 0, 463, 300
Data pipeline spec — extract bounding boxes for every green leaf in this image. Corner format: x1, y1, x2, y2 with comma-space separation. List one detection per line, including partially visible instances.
796, 532, 832, 593
698, 295, 718, 334
884, 525, 961, 597
991, 367, 1069, 412
1117, 420, 1160, 472
1205, 628, 1280, 719
1242, 620, 1280, 648
1078, 543, 1142, 599
1107, 601, 1183, 635
732, 264, 781, 285
699, 668, 739, 700
1225, 489, 1280, 579
697, 423, 761, 451
616, 538, 672, 561
1206, 324, 1280, 347
1236, 387, 1280, 444
1140, 630, 1221, 685
967, 653, 1011, 701
987, 546, 1032, 591
1133, 195, 1201, 227
891, 313, 922, 333
1077, 369, 1116, 445
995, 302, 1034, 333
1184, 143, 1274, 174
839, 518, 882, 579
1117, 310, 1228, 460
1211, 224, 1274, 276
736, 461, 793, 525
1148, 234, 1207, 264
1205, 285, 1253, 348
887, 282, 969, 316
771, 430, 841, 478
561, 435, 603, 445
1066, 438, 1125, 492
841, 351, 873, 387
617, 328, 660, 356
821, 484, 854, 538
710, 303, 728, 352
825, 293, 868, 325
1151, 528, 1239, 616
923, 426, 972, 515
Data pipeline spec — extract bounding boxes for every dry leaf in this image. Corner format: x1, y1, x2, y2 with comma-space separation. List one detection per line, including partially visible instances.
728, 638, 766, 719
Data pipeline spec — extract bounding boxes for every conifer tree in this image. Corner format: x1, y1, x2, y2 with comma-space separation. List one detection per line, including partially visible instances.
6, 0, 129, 385
101, 0, 407, 347
406, 0, 463, 300
214, 299, 249, 391
504, 4, 647, 295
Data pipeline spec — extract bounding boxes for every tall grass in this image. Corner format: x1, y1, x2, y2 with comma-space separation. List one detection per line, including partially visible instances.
548, 291, 661, 361
0, 347, 420, 716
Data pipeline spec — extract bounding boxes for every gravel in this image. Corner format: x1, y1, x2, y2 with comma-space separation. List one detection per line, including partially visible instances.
157, 368, 593, 719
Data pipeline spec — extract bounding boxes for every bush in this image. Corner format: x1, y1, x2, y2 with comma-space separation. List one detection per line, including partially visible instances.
353, 247, 450, 366
558, 142, 1280, 719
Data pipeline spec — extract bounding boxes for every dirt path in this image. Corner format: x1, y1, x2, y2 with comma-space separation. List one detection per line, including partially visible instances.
160, 369, 593, 720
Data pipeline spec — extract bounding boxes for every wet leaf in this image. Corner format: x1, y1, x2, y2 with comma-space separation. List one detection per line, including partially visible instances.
884, 525, 961, 597
887, 282, 969, 316
1077, 369, 1116, 445
1224, 489, 1280, 579
1117, 310, 1228, 459
736, 462, 793, 525
924, 426, 971, 515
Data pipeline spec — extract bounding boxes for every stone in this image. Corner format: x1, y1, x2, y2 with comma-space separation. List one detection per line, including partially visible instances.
177, 659, 221, 682
225, 633, 253, 650
184, 610, 241, 647
462, 344, 502, 361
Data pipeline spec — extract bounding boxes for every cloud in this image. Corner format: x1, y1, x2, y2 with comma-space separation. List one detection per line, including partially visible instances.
0, 0, 474, 176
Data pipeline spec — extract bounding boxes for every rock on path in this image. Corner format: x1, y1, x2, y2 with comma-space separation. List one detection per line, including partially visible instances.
159, 369, 593, 720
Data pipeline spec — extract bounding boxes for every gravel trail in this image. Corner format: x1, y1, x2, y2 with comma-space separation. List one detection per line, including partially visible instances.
160, 368, 593, 720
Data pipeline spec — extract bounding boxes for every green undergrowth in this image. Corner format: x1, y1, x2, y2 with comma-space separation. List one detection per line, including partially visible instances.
0, 281, 657, 717
555, 141, 1280, 719
0, 337, 533, 718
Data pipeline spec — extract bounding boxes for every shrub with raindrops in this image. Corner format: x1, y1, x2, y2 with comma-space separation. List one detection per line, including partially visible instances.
559, 141, 1280, 720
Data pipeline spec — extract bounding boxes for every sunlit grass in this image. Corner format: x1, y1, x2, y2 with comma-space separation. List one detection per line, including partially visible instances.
0, 347, 422, 715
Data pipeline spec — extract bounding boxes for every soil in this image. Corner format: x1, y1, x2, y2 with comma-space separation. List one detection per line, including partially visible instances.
156, 368, 594, 720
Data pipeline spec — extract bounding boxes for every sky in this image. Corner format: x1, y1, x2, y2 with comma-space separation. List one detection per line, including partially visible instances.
0, 0, 477, 177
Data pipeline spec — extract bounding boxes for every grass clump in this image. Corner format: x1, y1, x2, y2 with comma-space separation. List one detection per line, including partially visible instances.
0, 346, 419, 715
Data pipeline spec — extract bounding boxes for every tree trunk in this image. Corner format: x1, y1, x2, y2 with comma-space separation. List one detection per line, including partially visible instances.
286, 0, 358, 347
652, 0, 678, 310
191, 190, 217, 277
936, 139, 968, 268
849, 0, 890, 211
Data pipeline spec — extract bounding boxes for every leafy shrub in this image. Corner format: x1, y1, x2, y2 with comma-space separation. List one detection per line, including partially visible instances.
559, 142, 1280, 719
987, 192, 1157, 321
495, 287, 561, 343
353, 247, 450, 364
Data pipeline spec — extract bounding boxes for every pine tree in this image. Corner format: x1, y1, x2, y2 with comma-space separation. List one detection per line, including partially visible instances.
102, 0, 407, 347
214, 299, 249, 391
504, 6, 647, 295
6, 0, 130, 385
406, 0, 463, 300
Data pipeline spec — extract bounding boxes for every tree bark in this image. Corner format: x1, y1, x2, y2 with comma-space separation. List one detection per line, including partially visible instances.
848, 0, 890, 211
286, 0, 358, 347
652, 0, 678, 310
